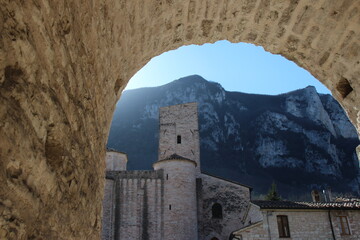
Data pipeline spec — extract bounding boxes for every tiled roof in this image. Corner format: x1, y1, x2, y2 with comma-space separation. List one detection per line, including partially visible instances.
252, 200, 360, 210
201, 171, 253, 190
153, 154, 197, 167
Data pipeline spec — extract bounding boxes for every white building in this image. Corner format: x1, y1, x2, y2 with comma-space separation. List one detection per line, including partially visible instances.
232, 200, 360, 240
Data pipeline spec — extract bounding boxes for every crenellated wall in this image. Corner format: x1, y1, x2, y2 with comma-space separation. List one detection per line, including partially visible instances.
102, 178, 116, 240
1, 0, 360, 238
102, 170, 164, 240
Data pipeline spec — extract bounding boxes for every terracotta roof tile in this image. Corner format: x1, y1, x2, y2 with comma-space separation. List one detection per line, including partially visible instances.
252, 200, 360, 210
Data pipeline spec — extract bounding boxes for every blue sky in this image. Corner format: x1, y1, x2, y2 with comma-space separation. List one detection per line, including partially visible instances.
126, 40, 331, 95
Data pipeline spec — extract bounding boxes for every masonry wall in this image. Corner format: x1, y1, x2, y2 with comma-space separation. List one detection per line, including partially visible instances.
2, 1, 360, 238
198, 173, 251, 240
242, 203, 264, 226
102, 170, 164, 240
154, 160, 198, 240
101, 179, 115, 240
332, 210, 360, 240
233, 222, 268, 240
105, 152, 128, 171
266, 210, 333, 240
235, 210, 360, 240
159, 103, 201, 174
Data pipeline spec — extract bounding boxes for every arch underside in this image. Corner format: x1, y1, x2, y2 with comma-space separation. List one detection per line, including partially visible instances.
0, 0, 359, 239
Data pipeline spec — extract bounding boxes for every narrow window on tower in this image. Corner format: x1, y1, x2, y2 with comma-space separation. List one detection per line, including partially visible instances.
177, 135, 181, 144
169, 205, 172, 210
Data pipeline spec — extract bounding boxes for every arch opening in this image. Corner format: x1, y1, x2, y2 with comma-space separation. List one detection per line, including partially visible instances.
212, 203, 223, 219
1, 1, 360, 239
109, 41, 360, 199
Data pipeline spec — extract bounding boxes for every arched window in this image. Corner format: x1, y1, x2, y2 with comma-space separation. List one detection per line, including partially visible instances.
212, 203, 223, 219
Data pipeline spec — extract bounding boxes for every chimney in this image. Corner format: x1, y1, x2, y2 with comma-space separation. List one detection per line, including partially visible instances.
311, 189, 321, 202
326, 188, 333, 202
323, 189, 328, 202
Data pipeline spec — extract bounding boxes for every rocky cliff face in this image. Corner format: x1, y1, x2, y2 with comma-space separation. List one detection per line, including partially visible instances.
108, 75, 360, 198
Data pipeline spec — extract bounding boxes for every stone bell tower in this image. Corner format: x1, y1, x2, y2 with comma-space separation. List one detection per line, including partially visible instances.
154, 102, 200, 240
157, 102, 200, 175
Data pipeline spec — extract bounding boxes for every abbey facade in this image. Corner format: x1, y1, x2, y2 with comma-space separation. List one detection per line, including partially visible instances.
101, 103, 254, 240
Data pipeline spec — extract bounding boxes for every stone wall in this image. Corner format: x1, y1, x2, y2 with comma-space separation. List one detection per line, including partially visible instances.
101, 179, 115, 240
153, 159, 198, 240
198, 173, 251, 240
234, 209, 360, 240
105, 151, 128, 171
102, 170, 164, 240
1, 0, 360, 238
243, 203, 264, 226
159, 103, 201, 174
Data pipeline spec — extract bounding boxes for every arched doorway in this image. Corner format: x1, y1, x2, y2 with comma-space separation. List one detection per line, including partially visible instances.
1, 1, 359, 239
212, 203, 223, 219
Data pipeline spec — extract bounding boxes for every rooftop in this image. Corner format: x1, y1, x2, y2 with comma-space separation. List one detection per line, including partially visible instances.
155, 154, 197, 167
252, 200, 360, 210
161, 153, 191, 161
106, 147, 127, 155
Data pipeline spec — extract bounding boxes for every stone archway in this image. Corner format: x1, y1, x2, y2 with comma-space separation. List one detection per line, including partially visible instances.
1, 0, 359, 239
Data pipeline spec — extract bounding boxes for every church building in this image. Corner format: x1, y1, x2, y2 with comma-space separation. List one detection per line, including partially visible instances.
101, 102, 253, 240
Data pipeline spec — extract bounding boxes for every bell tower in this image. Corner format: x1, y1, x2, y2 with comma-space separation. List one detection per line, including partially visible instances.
158, 102, 200, 175
154, 102, 200, 240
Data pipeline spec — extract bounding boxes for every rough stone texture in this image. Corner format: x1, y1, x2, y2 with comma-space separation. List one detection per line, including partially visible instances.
104, 170, 165, 240
105, 151, 128, 171
103, 103, 254, 239
158, 103, 201, 175
243, 203, 264, 226
198, 173, 251, 240
101, 179, 115, 240
153, 159, 199, 240
234, 209, 360, 240
1, 0, 360, 238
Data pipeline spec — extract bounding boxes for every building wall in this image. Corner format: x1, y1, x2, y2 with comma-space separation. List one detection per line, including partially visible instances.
233, 222, 268, 240
198, 173, 251, 240
265, 210, 333, 240
154, 159, 198, 240
234, 209, 360, 240
105, 151, 128, 171
2, 1, 360, 238
244, 203, 264, 226
102, 179, 115, 240
101, 170, 164, 240
332, 210, 360, 240
158, 103, 201, 174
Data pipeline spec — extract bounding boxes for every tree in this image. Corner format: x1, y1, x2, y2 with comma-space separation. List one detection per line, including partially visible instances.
265, 182, 281, 201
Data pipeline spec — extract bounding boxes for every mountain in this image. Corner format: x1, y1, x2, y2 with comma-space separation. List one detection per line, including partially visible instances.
107, 75, 360, 199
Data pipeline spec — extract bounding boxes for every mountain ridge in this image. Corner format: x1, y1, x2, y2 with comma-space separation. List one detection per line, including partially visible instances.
108, 75, 360, 199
